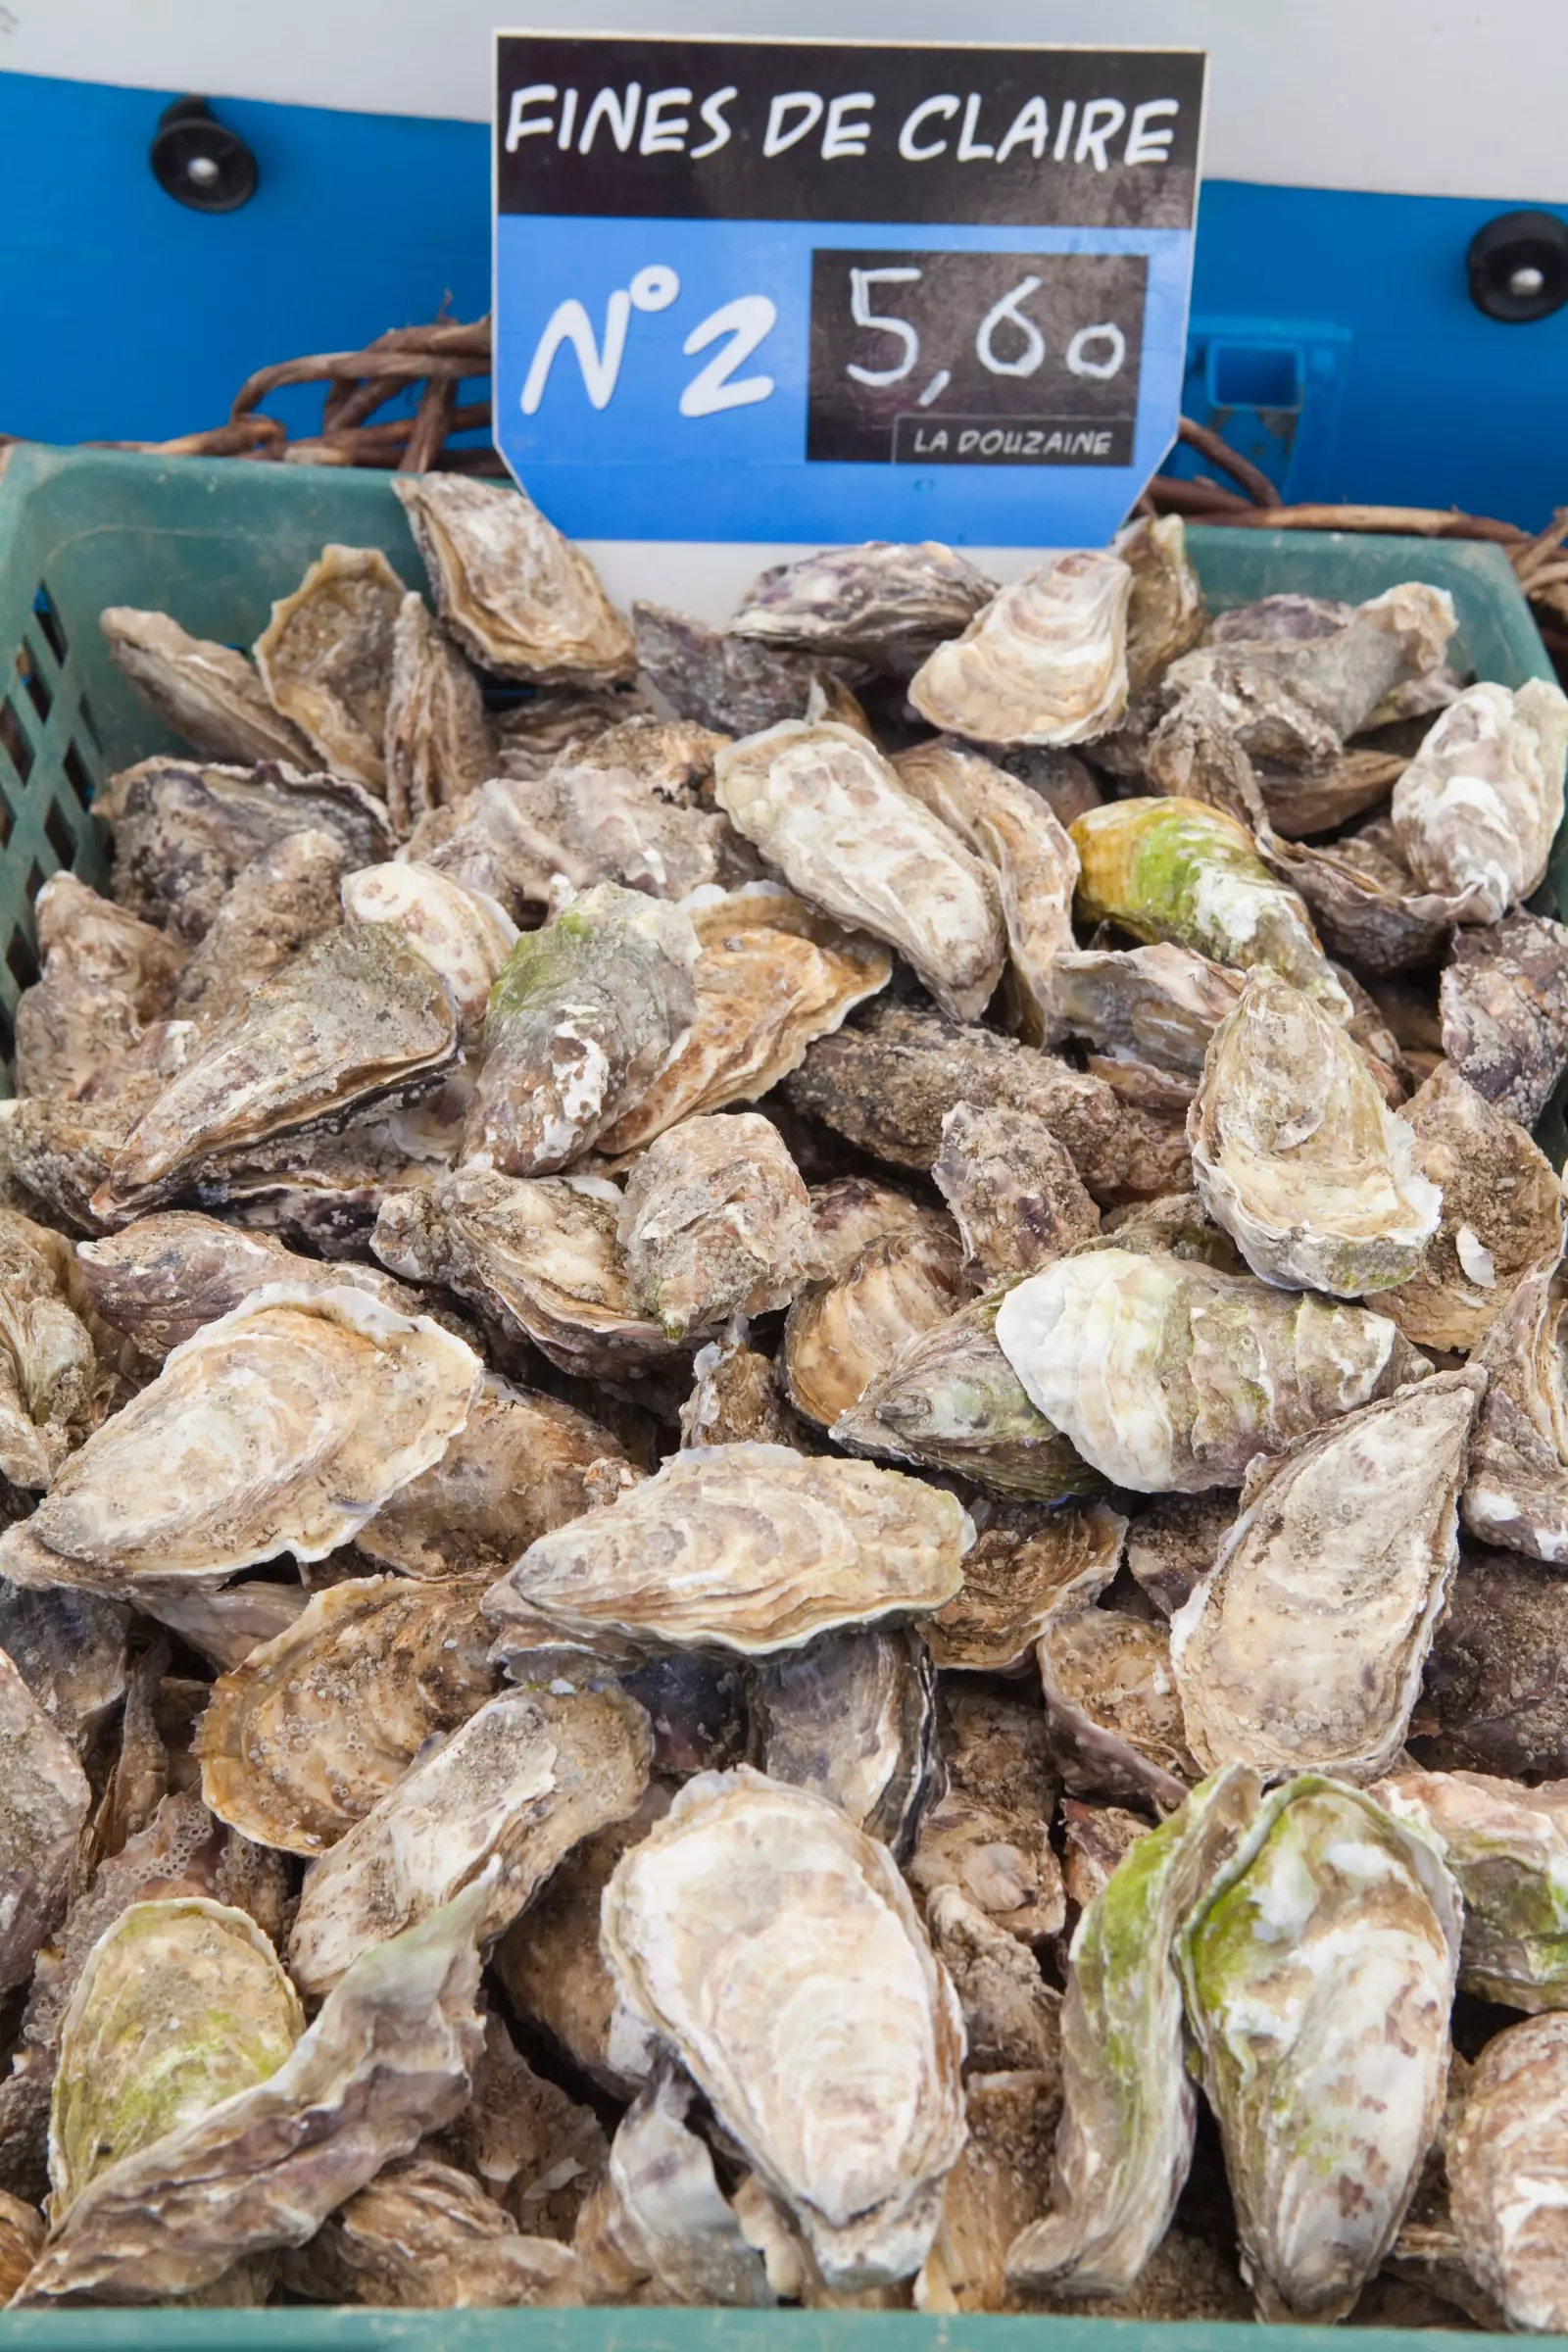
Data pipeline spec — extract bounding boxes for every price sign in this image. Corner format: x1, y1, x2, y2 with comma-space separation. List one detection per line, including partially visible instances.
494, 34, 1205, 549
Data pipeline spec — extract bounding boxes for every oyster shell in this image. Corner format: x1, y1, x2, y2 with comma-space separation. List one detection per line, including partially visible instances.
837, 1289, 1100, 1503
1382, 1063, 1564, 1351
1071, 797, 1352, 1020
575, 2063, 772, 2307
1392, 677, 1568, 920
621, 1653, 749, 1781
432, 2006, 608, 2239
632, 600, 863, 738
1114, 514, 1205, 695
49, 1897, 304, 2222
136, 1581, 310, 1675
197, 1575, 496, 1855
916, 2068, 1062, 2314
1005, 1765, 1259, 2298
462, 883, 698, 1175
1177, 1774, 1460, 2322
922, 1498, 1123, 1674
714, 720, 1004, 1022
1447, 2012, 1568, 2330
751, 1624, 937, 1857
1418, 1546, 1568, 1781
284, 2157, 580, 2308
1378, 1767, 1568, 2010
996, 1247, 1430, 1492
0, 1646, 92, 1993
464, 758, 752, 911
484, 1443, 968, 1662
1256, 746, 1407, 838
1462, 1252, 1568, 1560
908, 550, 1132, 747
395, 474, 636, 684
493, 682, 645, 767
1123, 1493, 1235, 1620
601, 1767, 967, 2287
1051, 944, 1245, 1101
680, 1322, 810, 1450
1257, 815, 1473, 979
730, 541, 995, 664
1441, 906, 1568, 1127
906, 1684, 1063, 1943
566, 713, 728, 803
1188, 971, 1442, 1296
1033, 1537, 1196, 1809
618, 1111, 816, 1342
342, 858, 516, 1038
925, 1887, 1062, 2076
170, 829, 348, 1033
0, 2196, 43, 2298
784, 1217, 966, 1428
1143, 681, 1267, 830
253, 544, 405, 789
1169, 583, 1455, 744
808, 1176, 934, 1277
100, 608, 314, 768
17, 874, 185, 1102
15, 1875, 490, 2306
931, 1102, 1100, 1284
95, 923, 459, 1217
288, 1682, 651, 1996
1058, 1801, 1152, 1911
0, 1286, 480, 1597
371, 1168, 682, 1380
0, 1580, 126, 1747
1170, 1368, 1484, 1781
383, 591, 496, 834
0, 1207, 110, 1491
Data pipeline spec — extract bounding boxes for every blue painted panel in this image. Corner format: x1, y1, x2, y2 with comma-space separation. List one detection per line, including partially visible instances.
4, 72, 1567, 525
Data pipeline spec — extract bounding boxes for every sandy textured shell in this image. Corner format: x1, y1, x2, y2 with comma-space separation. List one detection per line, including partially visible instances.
920, 1499, 1119, 1674
997, 1247, 1430, 1493
168, 829, 349, 1033
601, 1767, 967, 2288
1188, 971, 1442, 1295
1143, 682, 1267, 831
564, 713, 728, 803
1256, 817, 1479, 977
1114, 515, 1206, 695
342, 859, 516, 1038
575, 2064, 770, 2308
288, 1682, 651, 1996
1030, 1529, 1194, 1809
394, 475, 635, 685
931, 1101, 1100, 1284
730, 542, 994, 663
284, 2156, 581, 2309
680, 1322, 813, 1451
0, 1646, 91, 1993
1441, 906, 1568, 1128
632, 601, 862, 738
784, 1219, 966, 1428
835, 1289, 1101, 1503
1381, 1064, 1564, 1351
95, 922, 459, 1216
1059, 1802, 1153, 1914
714, 720, 1004, 1022
470, 760, 751, 910
197, 1575, 497, 1854
0, 1284, 481, 1597
1006, 1766, 1259, 2298
915, 2067, 1061, 2315
1447, 2012, 1568, 2330
1171, 583, 1455, 744
1462, 1253, 1568, 1560
1178, 1775, 1460, 2323
101, 607, 314, 768
750, 1624, 937, 1858
1124, 1493, 1236, 1621
1378, 1767, 1568, 2010
429, 2007, 608, 2242
493, 682, 647, 765
383, 593, 496, 835
49, 1897, 304, 2222
1170, 1368, 1484, 1781
253, 545, 405, 789
908, 551, 1132, 747
1418, 1546, 1568, 1781
484, 1442, 968, 1662
462, 883, 699, 1175
1392, 679, 1568, 919
0, 2194, 43, 2299
15, 1877, 489, 2307
371, 1168, 682, 1380
1071, 798, 1352, 1022
617, 1111, 817, 1342
907, 1685, 1063, 1943
925, 1888, 1062, 2079
17, 871, 184, 1099
1051, 945, 1246, 1094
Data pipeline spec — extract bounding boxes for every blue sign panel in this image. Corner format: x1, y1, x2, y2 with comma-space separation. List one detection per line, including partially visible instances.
494, 36, 1205, 547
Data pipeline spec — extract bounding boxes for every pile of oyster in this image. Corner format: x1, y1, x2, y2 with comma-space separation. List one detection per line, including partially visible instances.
0, 482, 1566, 2322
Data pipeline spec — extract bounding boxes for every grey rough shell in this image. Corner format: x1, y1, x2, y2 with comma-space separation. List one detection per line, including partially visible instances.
0, 1646, 91, 1994
394, 474, 636, 684
1441, 906, 1568, 1127
1392, 678, 1568, 920
171, 829, 348, 1033
730, 541, 995, 662
932, 1101, 1100, 1282
1462, 1252, 1568, 1561
631, 601, 862, 739
750, 1624, 937, 1857
617, 1111, 817, 1342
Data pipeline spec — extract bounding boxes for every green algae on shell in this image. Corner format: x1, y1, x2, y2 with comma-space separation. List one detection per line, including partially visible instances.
1377, 1767, 1568, 2011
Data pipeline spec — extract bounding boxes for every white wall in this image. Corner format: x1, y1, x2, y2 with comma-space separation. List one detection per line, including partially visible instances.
7, 0, 1568, 204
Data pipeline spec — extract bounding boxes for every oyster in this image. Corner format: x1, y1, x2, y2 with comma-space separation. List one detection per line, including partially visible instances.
1143, 681, 1266, 830
1177, 1775, 1460, 2322
1256, 746, 1408, 839
906, 1685, 1063, 1943
681, 1321, 810, 1450
0, 1286, 480, 1597
1392, 677, 1568, 919
394, 474, 636, 684
1005, 1765, 1259, 2298
342, 858, 516, 1037
1382, 1063, 1564, 1350
784, 1217, 966, 1427
565, 712, 728, 803
16, 874, 185, 1102
1170, 1368, 1484, 1781
1418, 1546, 1568, 1781
1051, 944, 1245, 1102
808, 1175, 934, 1276
170, 830, 348, 1032
288, 1682, 651, 1996
371, 1168, 682, 1380
1123, 1493, 1235, 1620
622, 1653, 749, 1781
16, 1876, 489, 2306
1463, 1252, 1568, 1560
632, 601, 862, 738
137, 1581, 311, 1675
838, 1289, 1100, 1503
100, 608, 314, 768
1059, 1801, 1152, 1911
1168, 583, 1455, 744
1070, 797, 1352, 1020
0, 1580, 126, 1746
1258, 816, 1477, 979
1188, 971, 1441, 1296
95, 923, 459, 1217
103, 757, 390, 944
730, 541, 995, 664
924, 1887, 1062, 2076
383, 591, 497, 833
432, 2007, 608, 2238
493, 682, 645, 768
1033, 1538, 1196, 1809
908, 550, 1132, 746
0, 1646, 92, 1992
284, 2157, 580, 2308
254, 544, 405, 789
462, 883, 698, 1175
922, 1498, 1124, 1674
49, 1897, 304, 2222
0, 1207, 109, 1491
714, 720, 1004, 1022
751, 1625, 937, 1857
1447, 2013, 1568, 2330
197, 1575, 496, 1855
1114, 514, 1205, 694
484, 1443, 968, 1662
618, 1111, 816, 1342
0, 2198, 43, 2299
995, 1247, 1430, 1492
601, 1767, 967, 2287
1441, 906, 1568, 1127
465, 758, 750, 910
916, 2068, 1062, 2314
575, 2063, 772, 2307
1378, 1767, 1568, 2009
931, 1102, 1099, 1284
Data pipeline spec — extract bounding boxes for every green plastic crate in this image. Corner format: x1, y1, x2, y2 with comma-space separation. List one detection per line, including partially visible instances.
0, 442, 1560, 2351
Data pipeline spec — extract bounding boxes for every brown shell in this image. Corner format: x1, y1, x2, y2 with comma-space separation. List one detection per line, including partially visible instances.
932, 1101, 1100, 1283
170, 830, 349, 1032
631, 601, 862, 738
254, 545, 405, 789
679, 1323, 815, 1451
281, 2156, 581, 2308
784, 1218, 966, 1429
100, 608, 315, 769
383, 592, 497, 835
750, 1624, 938, 1857
1416, 1546, 1568, 1780
730, 541, 996, 663
907, 1685, 1064, 1942
1441, 907, 1568, 1128
922, 1499, 1126, 1675
1257, 819, 1466, 977
1256, 749, 1406, 838
0, 1647, 92, 1993
807, 1177, 935, 1279
617, 1111, 817, 1342
395, 475, 636, 685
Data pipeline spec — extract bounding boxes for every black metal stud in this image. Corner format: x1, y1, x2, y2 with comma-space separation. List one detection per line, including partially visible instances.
1467, 210, 1568, 324
150, 96, 259, 214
